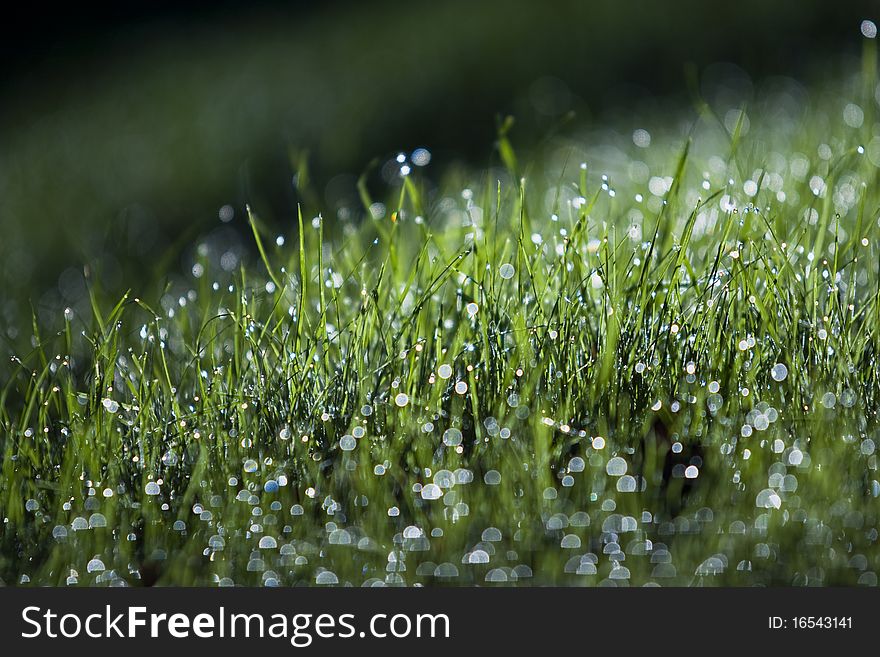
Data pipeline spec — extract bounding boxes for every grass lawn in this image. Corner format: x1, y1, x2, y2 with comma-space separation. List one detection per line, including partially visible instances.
2, 57, 880, 586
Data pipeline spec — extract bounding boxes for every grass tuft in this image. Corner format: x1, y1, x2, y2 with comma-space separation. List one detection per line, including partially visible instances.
2, 71, 880, 586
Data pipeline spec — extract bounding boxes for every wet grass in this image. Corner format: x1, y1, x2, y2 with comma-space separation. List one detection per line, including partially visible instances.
3, 56, 880, 586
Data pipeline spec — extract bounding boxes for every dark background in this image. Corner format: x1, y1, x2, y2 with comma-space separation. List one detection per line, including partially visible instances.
0, 0, 875, 327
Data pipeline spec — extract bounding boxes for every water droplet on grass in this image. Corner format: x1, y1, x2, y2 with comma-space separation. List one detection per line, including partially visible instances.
316, 571, 338, 585
771, 363, 788, 382
606, 457, 627, 476
560, 534, 581, 548
434, 563, 459, 577
411, 148, 431, 166
756, 488, 782, 509
617, 475, 637, 492
481, 527, 502, 541
484, 470, 502, 485
443, 428, 462, 447
467, 550, 490, 564
421, 484, 442, 500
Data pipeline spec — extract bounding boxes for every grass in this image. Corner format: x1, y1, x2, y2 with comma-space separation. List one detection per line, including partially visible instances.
2, 56, 880, 586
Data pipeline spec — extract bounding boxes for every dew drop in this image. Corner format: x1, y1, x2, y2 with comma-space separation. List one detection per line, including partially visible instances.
606, 457, 627, 476
443, 428, 463, 447
771, 363, 788, 382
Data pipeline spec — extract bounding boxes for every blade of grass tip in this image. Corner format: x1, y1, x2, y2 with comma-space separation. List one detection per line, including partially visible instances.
84, 265, 106, 335
550, 147, 573, 219
595, 233, 621, 399
840, 180, 867, 262
247, 204, 282, 292
397, 238, 431, 309
317, 214, 330, 374
358, 161, 393, 263
493, 179, 502, 277
657, 137, 691, 257
735, 248, 780, 344
684, 61, 716, 126
395, 247, 469, 343
389, 186, 402, 278
810, 179, 834, 292
516, 184, 540, 319
402, 175, 423, 216
105, 290, 131, 330
295, 204, 307, 356
29, 306, 49, 372
628, 187, 672, 347
740, 169, 766, 237
496, 114, 518, 178
663, 196, 708, 315
289, 146, 321, 209
357, 163, 375, 212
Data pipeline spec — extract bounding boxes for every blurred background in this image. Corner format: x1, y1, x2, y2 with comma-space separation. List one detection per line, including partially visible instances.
0, 0, 875, 337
